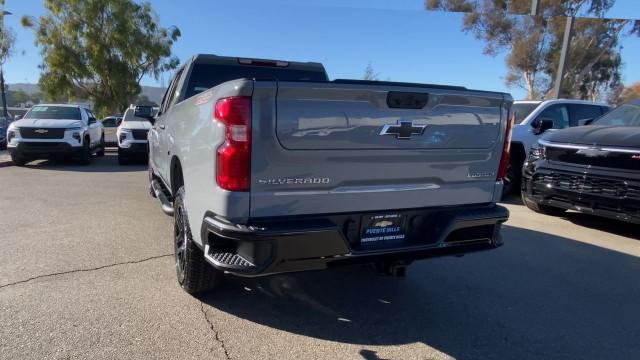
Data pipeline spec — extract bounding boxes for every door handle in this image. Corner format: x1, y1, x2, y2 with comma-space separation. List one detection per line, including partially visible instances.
159, 124, 165, 130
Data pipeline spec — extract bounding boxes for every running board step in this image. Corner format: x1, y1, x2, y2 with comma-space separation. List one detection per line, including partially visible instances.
204, 245, 256, 271
150, 179, 174, 216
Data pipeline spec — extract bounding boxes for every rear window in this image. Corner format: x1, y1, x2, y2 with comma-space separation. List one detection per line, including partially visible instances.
512, 103, 540, 124
24, 106, 82, 120
184, 63, 328, 99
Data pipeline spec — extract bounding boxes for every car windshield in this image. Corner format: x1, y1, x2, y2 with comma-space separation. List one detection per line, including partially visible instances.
594, 103, 640, 127
24, 106, 82, 120
184, 63, 328, 99
512, 103, 540, 124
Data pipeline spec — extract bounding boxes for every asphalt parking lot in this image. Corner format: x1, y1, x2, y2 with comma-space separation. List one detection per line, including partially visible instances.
1, 152, 639, 360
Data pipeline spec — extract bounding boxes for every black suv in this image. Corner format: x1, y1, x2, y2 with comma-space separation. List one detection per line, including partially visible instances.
522, 99, 640, 224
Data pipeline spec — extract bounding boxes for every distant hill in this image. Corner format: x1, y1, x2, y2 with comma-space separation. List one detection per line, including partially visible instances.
7, 83, 167, 105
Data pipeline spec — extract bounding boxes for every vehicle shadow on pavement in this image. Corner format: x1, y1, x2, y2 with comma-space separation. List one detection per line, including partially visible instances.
200, 225, 640, 360
562, 212, 640, 240
19, 153, 146, 173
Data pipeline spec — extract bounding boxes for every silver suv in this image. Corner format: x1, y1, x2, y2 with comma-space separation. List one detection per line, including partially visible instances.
7, 104, 105, 165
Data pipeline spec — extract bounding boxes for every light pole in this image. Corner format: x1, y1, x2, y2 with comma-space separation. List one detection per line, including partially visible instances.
1, 10, 11, 119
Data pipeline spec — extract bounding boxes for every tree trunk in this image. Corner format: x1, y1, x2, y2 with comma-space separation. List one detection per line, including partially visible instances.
0, 67, 8, 118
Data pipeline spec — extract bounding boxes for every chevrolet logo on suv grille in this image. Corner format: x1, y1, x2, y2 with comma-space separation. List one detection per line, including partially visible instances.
34, 129, 49, 134
379, 121, 426, 139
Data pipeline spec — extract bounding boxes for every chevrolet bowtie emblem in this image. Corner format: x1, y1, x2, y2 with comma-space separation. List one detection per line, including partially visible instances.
379, 121, 426, 139
34, 129, 49, 134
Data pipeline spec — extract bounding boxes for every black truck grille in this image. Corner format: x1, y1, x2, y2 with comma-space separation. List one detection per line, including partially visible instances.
19, 127, 66, 139
533, 172, 640, 201
132, 129, 149, 140
546, 146, 640, 172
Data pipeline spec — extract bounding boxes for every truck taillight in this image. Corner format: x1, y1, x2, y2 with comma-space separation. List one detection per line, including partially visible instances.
497, 110, 514, 181
215, 96, 251, 191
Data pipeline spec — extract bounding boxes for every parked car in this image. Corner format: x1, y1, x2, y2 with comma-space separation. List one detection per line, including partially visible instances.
117, 105, 153, 165
6, 104, 105, 165
522, 99, 640, 223
100, 115, 122, 146
148, 54, 512, 294
505, 99, 610, 195
0, 117, 7, 149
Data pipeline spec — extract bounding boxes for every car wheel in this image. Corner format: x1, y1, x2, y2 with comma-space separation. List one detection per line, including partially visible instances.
502, 158, 523, 198
174, 187, 222, 294
78, 138, 91, 165
521, 192, 566, 216
10, 153, 27, 166
97, 136, 105, 157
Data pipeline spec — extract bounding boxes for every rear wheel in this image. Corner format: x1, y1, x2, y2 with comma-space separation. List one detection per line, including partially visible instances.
522, 192, 566, 216
174, 187, 222, 294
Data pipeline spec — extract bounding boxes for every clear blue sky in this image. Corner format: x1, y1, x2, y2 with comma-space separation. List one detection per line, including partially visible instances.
2, 0, 639, 100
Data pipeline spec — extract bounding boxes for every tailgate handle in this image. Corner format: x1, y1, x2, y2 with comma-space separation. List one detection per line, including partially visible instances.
387, 92, 429, 109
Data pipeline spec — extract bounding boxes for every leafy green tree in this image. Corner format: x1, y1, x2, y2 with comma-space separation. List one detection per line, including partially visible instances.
9, 89, 30, 105
426, 0, 638, 100
612, 82, 640, 105
22, 0, 181, 116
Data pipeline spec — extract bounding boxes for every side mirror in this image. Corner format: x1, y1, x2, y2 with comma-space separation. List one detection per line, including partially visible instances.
532, 117, 554, 135
14, 114, 23, 121
578, 118, 594, 126
116, 118, 123, 126
88, 117, 97, 125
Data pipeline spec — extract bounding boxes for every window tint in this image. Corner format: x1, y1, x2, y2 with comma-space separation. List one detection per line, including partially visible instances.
184, 63, 328, 99
102, 118, 116, 127
594, 104, 640, 127
537, 104, 569, 129
568, 104, 604, 126
162, 69, 184, 113
512, 103, 540, 124
24, 106, 82, 120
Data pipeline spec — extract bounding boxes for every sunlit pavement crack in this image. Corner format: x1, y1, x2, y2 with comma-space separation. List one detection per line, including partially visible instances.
200, 301, 232, 360
0, 254, 174, 290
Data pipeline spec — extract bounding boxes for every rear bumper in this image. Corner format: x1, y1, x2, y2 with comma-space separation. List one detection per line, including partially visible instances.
522, 162, 640, 224
8, 142, 82, 155
200, 204, 509, 276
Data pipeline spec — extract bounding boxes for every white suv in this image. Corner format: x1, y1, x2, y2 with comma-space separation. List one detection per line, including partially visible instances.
117, 105, 154, 165
505, 99, 610, 195
7, 104, 104, 166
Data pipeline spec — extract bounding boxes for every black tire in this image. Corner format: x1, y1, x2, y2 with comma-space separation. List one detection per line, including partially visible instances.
118, 148, 129, 165
502, 158, 523, 198
522, 192, 566, 216
97, 135, 105, 157
173, 187, 222, 294
10, 152, 27, 166
78, 137, 91, 165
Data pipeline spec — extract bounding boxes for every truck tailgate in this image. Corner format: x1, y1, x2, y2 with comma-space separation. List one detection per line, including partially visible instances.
250, 81, 511, 218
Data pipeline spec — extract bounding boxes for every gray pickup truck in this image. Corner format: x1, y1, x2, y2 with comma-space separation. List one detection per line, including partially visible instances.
149, 54, 513, 294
